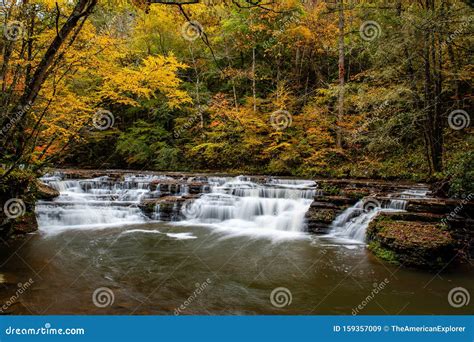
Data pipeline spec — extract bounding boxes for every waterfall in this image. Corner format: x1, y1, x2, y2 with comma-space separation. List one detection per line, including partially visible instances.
330, 197, 411, 243
178, 177, 318, 234
36, 173, 319, 236
35, 174, 172, 233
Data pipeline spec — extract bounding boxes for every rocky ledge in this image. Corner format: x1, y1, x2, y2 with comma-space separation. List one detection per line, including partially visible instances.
367, 213, 456, 269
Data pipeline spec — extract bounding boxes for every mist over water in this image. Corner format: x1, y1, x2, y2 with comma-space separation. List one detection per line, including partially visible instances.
0, 173, 470, 315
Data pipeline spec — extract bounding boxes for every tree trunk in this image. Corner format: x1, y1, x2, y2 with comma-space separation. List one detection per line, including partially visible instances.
337, 0, 345, 149
252, 47, 257, 114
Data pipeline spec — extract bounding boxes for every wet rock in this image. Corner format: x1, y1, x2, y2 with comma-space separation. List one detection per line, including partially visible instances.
405, 198, 474, 217
139, 195, 199, 221
305, 208, 338, 234
36, 182, 59, 200
367, 214, 457, 269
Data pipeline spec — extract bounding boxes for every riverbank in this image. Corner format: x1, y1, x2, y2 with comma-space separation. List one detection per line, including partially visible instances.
2, 169, 473, 271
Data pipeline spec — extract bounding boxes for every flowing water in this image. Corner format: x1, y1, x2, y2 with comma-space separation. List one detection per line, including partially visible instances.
0, 174, 472, 315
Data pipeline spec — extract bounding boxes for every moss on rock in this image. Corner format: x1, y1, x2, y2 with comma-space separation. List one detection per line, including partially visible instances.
367, 215, 456, 269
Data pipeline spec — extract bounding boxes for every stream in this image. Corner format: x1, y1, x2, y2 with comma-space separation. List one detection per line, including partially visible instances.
0, 173, 472, 315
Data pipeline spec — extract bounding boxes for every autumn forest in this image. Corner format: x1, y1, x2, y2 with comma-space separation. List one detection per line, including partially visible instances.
0, 0, 473, 318
0, 0, 472, 196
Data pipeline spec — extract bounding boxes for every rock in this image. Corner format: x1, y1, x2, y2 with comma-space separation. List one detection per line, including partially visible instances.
36, 182, 59, 200
0, 212, 38, 239
367, 214, 457, 269
315, 196, 357, 206
405, 198, 474, 216
139, 195, 200, 221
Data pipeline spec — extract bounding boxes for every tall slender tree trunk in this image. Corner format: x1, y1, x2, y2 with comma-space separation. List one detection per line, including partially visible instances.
337, 0, 345, 149
252, 47, 257, 114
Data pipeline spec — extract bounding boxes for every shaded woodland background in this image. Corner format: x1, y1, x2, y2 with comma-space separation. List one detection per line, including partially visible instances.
0, 0, 472, 198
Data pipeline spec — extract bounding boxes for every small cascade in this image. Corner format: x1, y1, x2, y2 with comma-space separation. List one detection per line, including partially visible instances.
36, 173, 320, 236
389, 199, 408, 210
179, 177, 319, 233
330, 195, 414, 243
35, 174, 172, 232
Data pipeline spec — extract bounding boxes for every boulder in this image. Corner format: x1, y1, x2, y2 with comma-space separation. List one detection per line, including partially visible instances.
367, 214, 457, 269
36, 182, 59, 200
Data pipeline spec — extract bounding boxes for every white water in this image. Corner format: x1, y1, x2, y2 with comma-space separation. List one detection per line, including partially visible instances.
330, 189, 429, 243
36, 173, 319, 237
177, 176, 320, 237
35, 173, 171, 234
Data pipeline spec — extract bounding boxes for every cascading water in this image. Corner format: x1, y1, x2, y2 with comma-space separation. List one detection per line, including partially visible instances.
177, 176, 320, 235
35, 173, 172, 233
36, 173, 320, 236
330, 189, 429, 243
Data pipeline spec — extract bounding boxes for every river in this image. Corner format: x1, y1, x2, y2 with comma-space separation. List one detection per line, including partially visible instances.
0, 173, 472, 315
